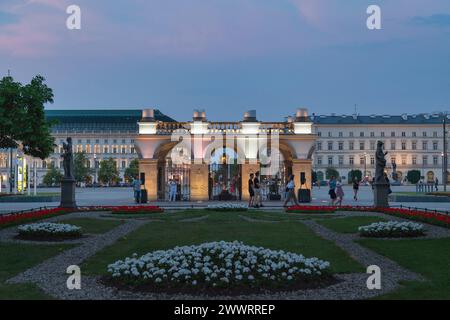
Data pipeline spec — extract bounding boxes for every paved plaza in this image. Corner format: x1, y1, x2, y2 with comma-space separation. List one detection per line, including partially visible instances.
1, 185, 449, 214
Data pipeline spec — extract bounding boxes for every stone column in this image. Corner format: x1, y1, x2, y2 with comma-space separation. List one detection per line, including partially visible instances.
190, 163, 209, 201
241, 161, 260, 201
139, 159, 158, 201
291, 159, 312, 198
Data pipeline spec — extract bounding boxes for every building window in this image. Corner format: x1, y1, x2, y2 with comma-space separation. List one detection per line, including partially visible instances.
360, 132, 364, 137
317, 142, 322, 151
122, 139, 126, 144
433, 131, 438, 138
103, 146, 109, 154
433, 156, 439, 165
412, 141, 417, 150
328, 156, 333, 166
359, 142, 365, 150
349, 141, 354, 150
338, 132, 343, 138
327, 142, 333, 150
317, 131, 322, 137
42, 161, 47, 169
391, 157, 396, 164
423, 132, 427, 137
338, 142, 343, 150
328, 132, 332, 137
86, 145, 91, 153
76, 145, 83, 153
390, 141, 396, 150
360, 157, 365, 165
412, 156, 417, 165
401, 156, 407, 165
412, 132, 416, 137
338, 156, 344, 166
370, 156, 375, 165
401, 132, 406, 137
391, 131, 395, 137
121, 146, 126, 154
317, 156, 322, 165
370, 141, 376, 150
381, 132, 385, 137
433, 141, 438, 150
349, 156, 354, 165
113, 147, 118, 154
95, 139, 100, 144
86, 160, 91, 168
77, 139, 82, 144
113, 139, 117, 144
130, 147, 135, 154
349, 132, 354, 137
370, 132, 375, 137
423, 156, 428, 165
401, 142, 406, 150
121, 160, 126, 168
422, 141, 428, 150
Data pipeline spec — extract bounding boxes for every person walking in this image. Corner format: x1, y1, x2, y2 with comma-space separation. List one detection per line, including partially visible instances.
132, 176, 141, 203
335, 179, 344, 206
253, 171, 262, 208
435, 177, 439, 192
283, 175, 299, 207
328, 175, 337, 205
352, 177, 360, 201
169, 179, 177, 202
248, 173, 255, 208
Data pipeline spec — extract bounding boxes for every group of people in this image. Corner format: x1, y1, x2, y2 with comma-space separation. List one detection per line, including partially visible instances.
247, 171, 263, 208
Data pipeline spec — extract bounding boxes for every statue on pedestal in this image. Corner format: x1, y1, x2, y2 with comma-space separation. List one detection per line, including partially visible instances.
61, 137, 74, 179
373, 140, 390, 207
375, 141, 388, 184
60, 137, 76, 208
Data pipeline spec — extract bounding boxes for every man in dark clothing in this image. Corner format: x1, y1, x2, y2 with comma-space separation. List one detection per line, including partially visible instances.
248, 173, 254, 208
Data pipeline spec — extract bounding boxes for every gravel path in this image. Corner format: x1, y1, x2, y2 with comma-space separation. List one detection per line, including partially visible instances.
4, 209, 445, 300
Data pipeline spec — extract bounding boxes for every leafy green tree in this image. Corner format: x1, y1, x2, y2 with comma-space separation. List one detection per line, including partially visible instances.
407, 170, 421, 184
42, 165, 63, 187
326, 167, 340, 180
124, 159, 139, 183
348, 170, 363, 183
0, 75, 55, 159
74, 152, 93, 184
98, 158, 120, 185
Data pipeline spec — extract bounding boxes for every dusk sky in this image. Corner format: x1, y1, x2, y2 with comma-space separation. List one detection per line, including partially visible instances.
1, 0, 450, 121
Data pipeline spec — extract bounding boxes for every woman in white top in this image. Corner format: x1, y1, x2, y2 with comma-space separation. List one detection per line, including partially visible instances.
283, 175, 299, 208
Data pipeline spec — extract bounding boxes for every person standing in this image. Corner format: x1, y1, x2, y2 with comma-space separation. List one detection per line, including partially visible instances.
352, 177, 360, 201
283, 175, 299, 207
253, 171, 262, 208
336, 179, 344, 206
328, 175, 337, 205
435, 177, 439, 192
169, 179, 177, 202
208, 173, 213, 200
133, 176, 141, 203
248, 173, 255, 208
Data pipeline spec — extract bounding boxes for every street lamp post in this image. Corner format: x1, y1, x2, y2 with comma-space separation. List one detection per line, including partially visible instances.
442, 113, 448, 192
363, 152, 367, 179
93, 153, 97, 187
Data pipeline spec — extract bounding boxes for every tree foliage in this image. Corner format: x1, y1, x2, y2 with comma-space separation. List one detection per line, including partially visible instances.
98, 158, 120, 185
325, 167, 340, 180
124, 159, 139, 183
74, 152, 93, 184
407, 170, 421, 184
0, 75, 55, 159
42, 165, 63, 187
348, 170, 363, 182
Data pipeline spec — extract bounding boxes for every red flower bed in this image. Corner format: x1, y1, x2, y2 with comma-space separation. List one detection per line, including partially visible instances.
285, 205, 336, 214
285, 205, 450, 228
0, 207, 71, 227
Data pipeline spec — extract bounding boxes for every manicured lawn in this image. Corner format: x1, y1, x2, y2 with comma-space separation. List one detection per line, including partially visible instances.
82, 211, 363, 275
60, 218, 124, 234
359, 237, 450, 299
316, 216, 387, 234
0, 243, 73, 299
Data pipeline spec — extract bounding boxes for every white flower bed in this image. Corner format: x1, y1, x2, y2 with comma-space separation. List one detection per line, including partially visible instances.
206, 203, 248, 211
358, 221, 424, 238
107, 241, 330, 290
18, 222, 82, 238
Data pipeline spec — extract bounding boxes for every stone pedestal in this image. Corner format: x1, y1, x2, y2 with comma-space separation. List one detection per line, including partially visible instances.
60, 178, 77, 208
139, 159, 158, 201
373, 183, 389, 208
292, 159, 313, 198
190, 164, 209, 201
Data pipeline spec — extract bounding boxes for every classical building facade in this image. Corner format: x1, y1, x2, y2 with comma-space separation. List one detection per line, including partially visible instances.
312, 113, 449, 184
0, 109, 448, 194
